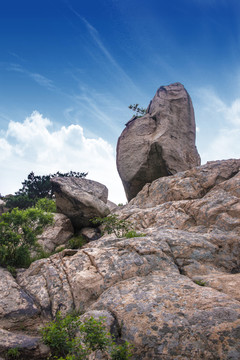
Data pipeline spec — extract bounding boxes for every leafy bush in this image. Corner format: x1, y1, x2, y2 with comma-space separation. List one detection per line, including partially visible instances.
125, 230, 146, 238
41, 311, 79, 358
6, 347, 20, 359
0, 207, 53, 268
41, 311, 133, 360
5, 194, 36, 210
35, 198, 56, 213
68, 235, 87, 250
91, 215, 132, 238
111, 342, 133, 360
194, 279, 206, 286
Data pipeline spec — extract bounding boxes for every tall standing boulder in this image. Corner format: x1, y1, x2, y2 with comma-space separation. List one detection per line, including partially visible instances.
117, 82, 201, 201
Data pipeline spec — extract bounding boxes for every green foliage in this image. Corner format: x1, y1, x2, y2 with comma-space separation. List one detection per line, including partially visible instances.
41, 311, 80, 358
35, 198, 56, 213
79, 316, 111, 352
6, 171, 87, 210
194, 279, 206, 286
0, 207, 53, 268
125, 230, 146, 238
41, 311, 133, 360
110, 342, 133, 360
6, 347, 20, 359
128, 104, 147, 117
5, 194, 35, 210
91, 214, 132, 238
68, 235, 87, 250
6, 265, 17, 277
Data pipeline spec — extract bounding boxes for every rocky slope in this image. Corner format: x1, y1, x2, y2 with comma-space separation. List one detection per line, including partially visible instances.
0, 158, 239, 359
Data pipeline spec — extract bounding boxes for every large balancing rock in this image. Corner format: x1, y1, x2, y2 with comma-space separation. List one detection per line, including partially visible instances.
117, 82, 201, 201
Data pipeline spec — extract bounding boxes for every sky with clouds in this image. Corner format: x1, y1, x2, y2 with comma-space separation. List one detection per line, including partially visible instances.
0, 0, 240, 203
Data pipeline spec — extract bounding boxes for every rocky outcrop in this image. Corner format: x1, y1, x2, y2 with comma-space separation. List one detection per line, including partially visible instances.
51, 177, 110, 230
79, 227, 101, 242
1, 159, 240, 359
37, 213, 74, 252
117, 82, 201, 201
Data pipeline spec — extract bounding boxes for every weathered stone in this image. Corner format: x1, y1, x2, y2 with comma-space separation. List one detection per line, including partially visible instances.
107, 200, 118, 211
90, 273, 240, 360
130, 158, 240, 208
117, 82, 201, 201
79, 227, 101, 242
51, 177, 110, 230
37, 213, 74, 252
0, 328, 49, 359
0, 268, 39, 330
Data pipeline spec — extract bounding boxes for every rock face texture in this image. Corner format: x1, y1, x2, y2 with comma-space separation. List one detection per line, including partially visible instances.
51, 177, 110, 230
117, 82, 201, 201
37, 213, 74, 252
1, 159, 240, 359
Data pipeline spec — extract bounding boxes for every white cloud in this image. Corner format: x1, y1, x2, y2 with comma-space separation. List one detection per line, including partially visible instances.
0, 111, 126, 204
225, 99, 240, 126
195, 87, 240, 164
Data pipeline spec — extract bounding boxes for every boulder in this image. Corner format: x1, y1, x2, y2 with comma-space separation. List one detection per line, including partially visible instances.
117, 82, 201, 201
37, 213, 74, 253
0, 268, 39, 330
51, 177, 110, 230
79, 227, 101, 242
0, 328, 49, 359
107, 200, 118, 211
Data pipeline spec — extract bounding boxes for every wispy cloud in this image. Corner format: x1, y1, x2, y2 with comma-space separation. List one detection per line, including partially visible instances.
195, 87, 240, 164
8, 52, 26, 63
66, 4, 143, 96
7, 63, 56, 91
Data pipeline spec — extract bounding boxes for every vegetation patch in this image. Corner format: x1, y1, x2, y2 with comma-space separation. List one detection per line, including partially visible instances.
68, 235, 87, 250
91, 215, 133, 238
194, 279, 206, 286
6, 347, 20, 359
0, 207, 53, 270
125, 230, 146, 238
41, 311, 133, 360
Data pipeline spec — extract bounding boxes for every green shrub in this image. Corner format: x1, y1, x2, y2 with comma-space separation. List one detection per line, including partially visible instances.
91, 214, 132, 238
41, 311, 133, 360
68, 235, 87, 249
194, 279, 206, 286
35, 198, 56, 213
0, 207, 53, 268
5, 194, 36, 210
41, 311, 80, 358
125, 230, 146, 238
6, 347, 20, 359
110, 342, 133, 360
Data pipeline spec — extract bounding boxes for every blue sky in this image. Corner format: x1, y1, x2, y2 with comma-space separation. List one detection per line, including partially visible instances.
0, 0, 240, 203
